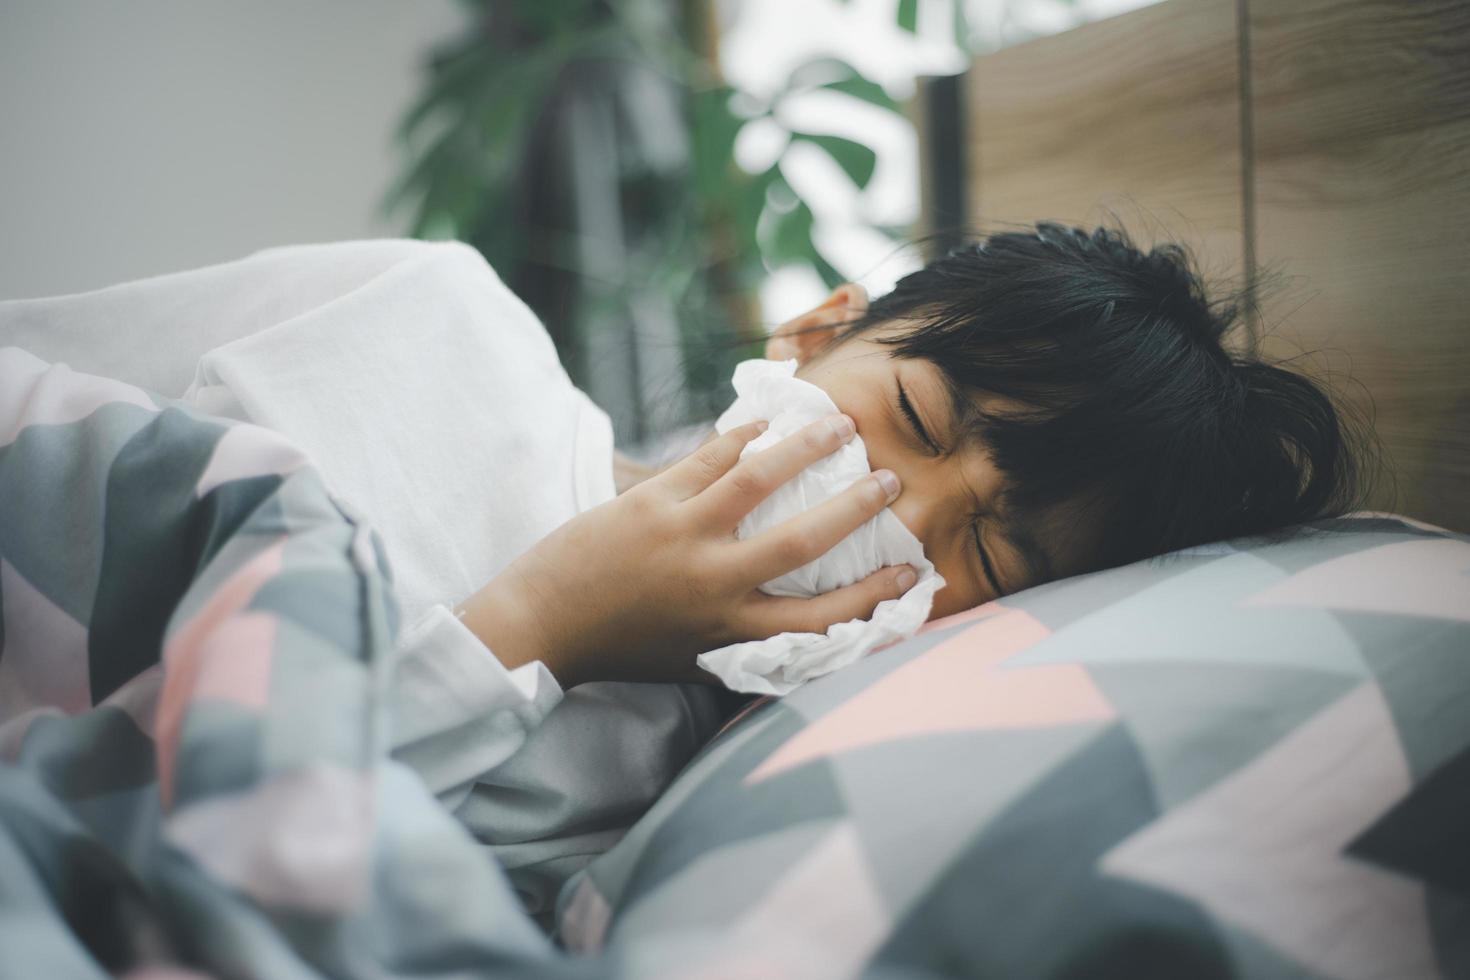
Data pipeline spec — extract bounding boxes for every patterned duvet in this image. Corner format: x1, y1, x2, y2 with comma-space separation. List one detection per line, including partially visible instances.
4, 343, 1466, 980
0, 347, 579, 978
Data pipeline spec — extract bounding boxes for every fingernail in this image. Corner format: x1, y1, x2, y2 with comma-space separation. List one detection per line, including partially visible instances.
826, 414, 855, 442
874, 468, 900, 500
895, 566, 917, 591
755, 420, 769, 433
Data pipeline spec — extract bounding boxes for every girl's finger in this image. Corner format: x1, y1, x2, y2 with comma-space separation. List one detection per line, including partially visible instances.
737, 468, 901, 585
740, 564, 918, 638
693, 414, 858, 529
654, 421, 768, 500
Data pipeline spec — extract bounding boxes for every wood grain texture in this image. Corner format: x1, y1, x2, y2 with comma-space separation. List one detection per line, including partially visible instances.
967, 0, 1247, 296
1250, 0, 1470, 530
909, 74, 939, 249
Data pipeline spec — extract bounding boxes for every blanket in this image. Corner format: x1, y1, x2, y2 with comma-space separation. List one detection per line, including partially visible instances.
0, 347, 596, 979
0, 240, 749, 953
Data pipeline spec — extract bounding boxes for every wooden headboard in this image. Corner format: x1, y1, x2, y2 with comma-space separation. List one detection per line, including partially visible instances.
913, 0, 1470, 532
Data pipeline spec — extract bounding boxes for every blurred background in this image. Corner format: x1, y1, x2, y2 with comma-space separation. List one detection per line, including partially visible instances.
0, 0, 1158, 451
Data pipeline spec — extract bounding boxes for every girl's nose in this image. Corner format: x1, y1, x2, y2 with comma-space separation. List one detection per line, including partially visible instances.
885, 487, 930, 545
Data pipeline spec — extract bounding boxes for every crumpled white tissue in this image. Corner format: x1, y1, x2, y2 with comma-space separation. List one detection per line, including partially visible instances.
695, 358, 946, 696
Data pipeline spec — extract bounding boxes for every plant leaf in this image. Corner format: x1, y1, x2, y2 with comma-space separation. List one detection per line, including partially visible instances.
395, 35, 498, 143
690, 85, 745, 202
515, 0, 602, 36
897, 0, 918, 34
765, 198, 816, 269
734, 166, 781, 256
790, 131, 877, 188
780, 57, 902, 114
811, 251, 847, 290
783, 56, 860, 93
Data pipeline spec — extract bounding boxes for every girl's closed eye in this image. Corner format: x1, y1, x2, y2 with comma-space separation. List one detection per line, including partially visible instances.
896, 380, 943, 456
972, 523, 1006, 598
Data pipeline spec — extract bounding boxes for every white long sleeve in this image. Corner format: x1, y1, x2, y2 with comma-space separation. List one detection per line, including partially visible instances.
389, 604, 565, 809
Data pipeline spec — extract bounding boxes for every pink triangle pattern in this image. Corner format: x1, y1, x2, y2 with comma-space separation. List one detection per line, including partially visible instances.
708, 603, 1010, 744
0, 348, 158, 448
667, 822, 888, 980
1099, 682, 1438, 979
1241, 538, 1470, 623
746, 608, 1111, 785
918, 597, 1008, 635
164, 762, 374, 915
195, 423, 310, 498
559, 875, 614, 953
156, 537, 287, 809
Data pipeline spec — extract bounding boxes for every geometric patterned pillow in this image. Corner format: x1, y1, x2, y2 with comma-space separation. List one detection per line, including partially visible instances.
555, 514, 1470, 980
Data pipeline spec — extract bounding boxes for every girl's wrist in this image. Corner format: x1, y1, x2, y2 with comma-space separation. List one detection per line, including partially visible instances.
456, 574, 586, 689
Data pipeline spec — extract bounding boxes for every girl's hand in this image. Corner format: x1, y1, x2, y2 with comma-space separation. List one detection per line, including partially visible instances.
456, 415, 914, 689
612, 449, 660, 495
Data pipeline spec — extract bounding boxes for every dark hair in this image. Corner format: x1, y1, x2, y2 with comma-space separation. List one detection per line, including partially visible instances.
821, 221, 1381, 576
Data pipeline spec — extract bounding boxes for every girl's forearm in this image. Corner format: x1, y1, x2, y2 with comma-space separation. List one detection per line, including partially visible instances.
458, 451, 657, 687
455, 573, 587, 689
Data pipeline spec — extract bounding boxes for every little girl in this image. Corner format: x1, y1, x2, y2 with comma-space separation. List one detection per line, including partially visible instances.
461, 221, 1372, 689
0, 221, 1371, 924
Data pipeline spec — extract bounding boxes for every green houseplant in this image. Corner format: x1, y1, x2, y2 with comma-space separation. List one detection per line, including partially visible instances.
384, 0, 967, 445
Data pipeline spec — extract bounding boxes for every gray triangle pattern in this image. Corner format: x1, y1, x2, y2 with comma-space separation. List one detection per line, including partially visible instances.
1349, 612, 1470, 782
610, 817, 842, 943
1014, 551, 1225, 632
1087, 660, 1357, 809
876, 726, 1230, 978
829, 721, 1115, 918
0, 404, 156, 625
599, 705, 848, 915
1249, 522, 1450, 578
1215, 920, 1331, 979
1009, 551, 1369, 679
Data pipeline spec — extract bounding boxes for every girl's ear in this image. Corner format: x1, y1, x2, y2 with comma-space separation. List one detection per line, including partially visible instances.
764, 282, 869, 363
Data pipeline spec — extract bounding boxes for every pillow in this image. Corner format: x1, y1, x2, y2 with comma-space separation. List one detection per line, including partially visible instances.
554, 515, 1470, 979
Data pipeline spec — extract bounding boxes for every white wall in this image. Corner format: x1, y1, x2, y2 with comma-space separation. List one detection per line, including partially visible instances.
0, 2, 465, 300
